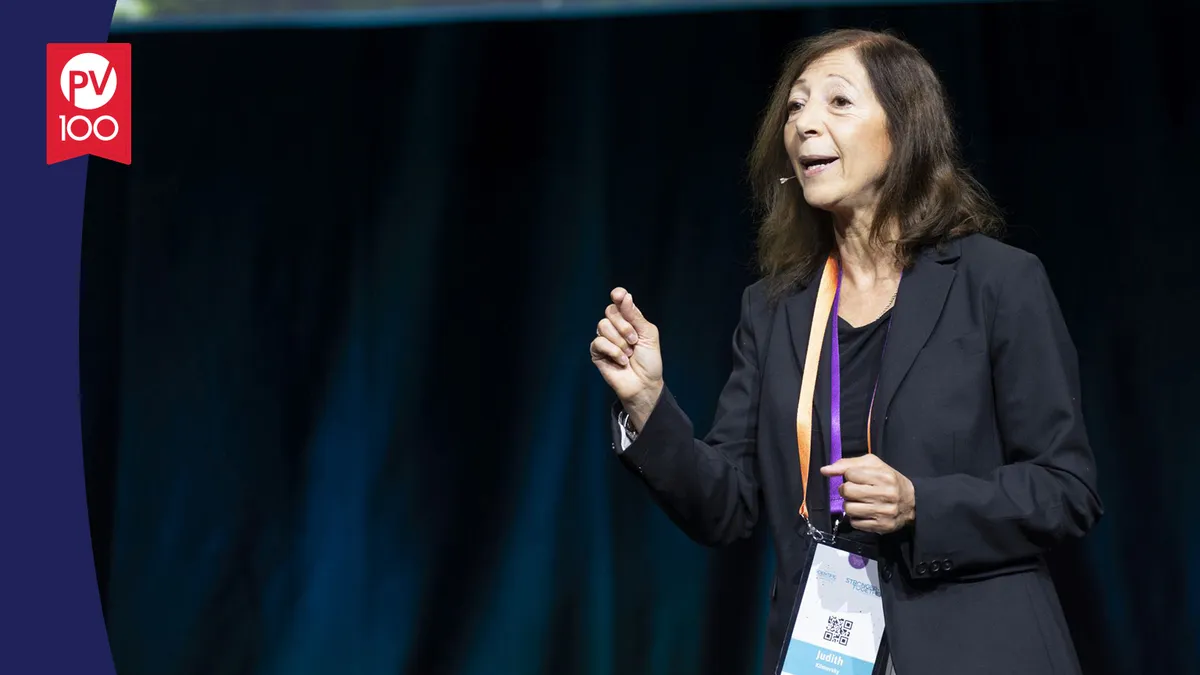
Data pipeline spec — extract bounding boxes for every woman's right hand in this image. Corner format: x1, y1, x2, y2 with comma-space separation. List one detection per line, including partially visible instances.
590, 287, 664, 430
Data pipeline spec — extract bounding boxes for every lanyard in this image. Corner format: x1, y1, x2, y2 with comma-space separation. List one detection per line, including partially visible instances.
794, 255, 898, 526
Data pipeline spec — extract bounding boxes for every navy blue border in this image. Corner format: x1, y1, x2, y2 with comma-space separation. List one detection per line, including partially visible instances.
0, 0, 118, 673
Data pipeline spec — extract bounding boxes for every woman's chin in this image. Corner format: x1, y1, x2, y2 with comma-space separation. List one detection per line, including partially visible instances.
801, 190, 874, 220
800, 193, 839, 213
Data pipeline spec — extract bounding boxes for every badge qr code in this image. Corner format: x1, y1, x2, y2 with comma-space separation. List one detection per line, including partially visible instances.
823, 616, 853, 646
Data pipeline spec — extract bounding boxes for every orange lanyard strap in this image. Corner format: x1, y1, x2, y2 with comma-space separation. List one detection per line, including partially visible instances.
794, 256, 839, 521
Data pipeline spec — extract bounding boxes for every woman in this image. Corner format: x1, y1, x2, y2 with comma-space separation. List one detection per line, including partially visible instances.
589, 28, 1102, 675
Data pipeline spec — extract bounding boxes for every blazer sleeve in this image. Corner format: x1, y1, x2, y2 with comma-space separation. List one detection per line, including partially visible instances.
900, 254, 1103, 577
612, 284, 762, 548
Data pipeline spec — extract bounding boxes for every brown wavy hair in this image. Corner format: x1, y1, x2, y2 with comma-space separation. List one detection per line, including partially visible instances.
748, 28, 1004, 302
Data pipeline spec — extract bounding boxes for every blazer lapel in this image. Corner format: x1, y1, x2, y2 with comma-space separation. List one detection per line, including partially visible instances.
870, 240, 961, 454
782, 276, 821, 526
784, 276, 822, 375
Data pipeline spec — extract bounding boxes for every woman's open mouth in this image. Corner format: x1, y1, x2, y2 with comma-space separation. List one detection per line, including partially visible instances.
799, 155, 838, 177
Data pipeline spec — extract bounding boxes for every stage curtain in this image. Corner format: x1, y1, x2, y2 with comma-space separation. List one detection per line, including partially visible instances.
82, 3, 1197, 674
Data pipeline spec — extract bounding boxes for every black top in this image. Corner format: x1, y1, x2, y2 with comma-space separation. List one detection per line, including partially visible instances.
814, 307, 893, 539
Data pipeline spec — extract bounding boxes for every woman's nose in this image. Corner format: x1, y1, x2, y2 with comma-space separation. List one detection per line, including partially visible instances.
792, 106, 821, 137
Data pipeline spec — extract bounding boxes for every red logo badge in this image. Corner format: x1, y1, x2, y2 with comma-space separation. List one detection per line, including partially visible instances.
46, 43, 131, 165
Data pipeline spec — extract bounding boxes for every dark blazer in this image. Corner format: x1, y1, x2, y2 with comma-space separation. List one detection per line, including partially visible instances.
611, 234, 1103, 675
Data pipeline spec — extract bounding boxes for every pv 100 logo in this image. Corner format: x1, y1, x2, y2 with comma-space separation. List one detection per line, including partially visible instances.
46, 43, 131, 165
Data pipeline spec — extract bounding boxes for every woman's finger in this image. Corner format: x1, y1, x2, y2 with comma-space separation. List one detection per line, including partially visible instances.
591, 336, 629, 366
618, 292, 653, 336
842, 465, 896, 488
605, 304, 638, 345
840, 482, 888, 504
843, 501, 877, 520
597, 318, 633, 357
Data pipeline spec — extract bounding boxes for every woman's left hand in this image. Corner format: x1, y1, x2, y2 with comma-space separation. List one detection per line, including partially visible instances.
820, 455, 916, 534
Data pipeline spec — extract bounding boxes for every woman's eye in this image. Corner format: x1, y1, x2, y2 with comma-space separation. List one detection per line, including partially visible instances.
788, 100, 804, 113
832, 96, 852, 107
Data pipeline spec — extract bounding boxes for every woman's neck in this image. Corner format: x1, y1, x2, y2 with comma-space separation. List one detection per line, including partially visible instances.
833, 213, 900, 289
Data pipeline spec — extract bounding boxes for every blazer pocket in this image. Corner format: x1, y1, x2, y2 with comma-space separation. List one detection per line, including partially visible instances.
925, 331, 986, 357
911, 331, 988, 381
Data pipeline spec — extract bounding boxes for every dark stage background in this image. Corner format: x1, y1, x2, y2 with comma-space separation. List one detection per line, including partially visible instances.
81, 2, 1198, 674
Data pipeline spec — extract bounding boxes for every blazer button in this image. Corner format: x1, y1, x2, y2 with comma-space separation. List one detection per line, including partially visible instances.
916, 562, 928, 576
881, 565, 892, 582
943, 559, 953, 572
930, 561, 941, 573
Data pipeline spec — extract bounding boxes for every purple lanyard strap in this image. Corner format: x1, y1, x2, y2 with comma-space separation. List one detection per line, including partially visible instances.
827, 265, 899, 520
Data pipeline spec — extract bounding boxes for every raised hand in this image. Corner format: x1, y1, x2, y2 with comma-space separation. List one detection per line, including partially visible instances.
590, 287, 664, 430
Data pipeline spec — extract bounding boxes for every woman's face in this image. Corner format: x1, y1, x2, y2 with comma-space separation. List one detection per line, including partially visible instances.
783, 47, 892, 218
